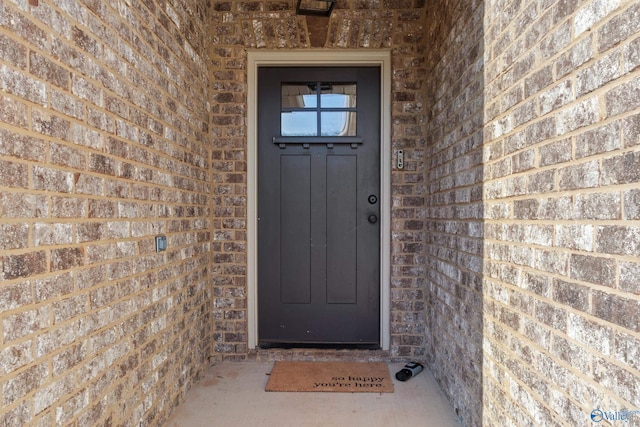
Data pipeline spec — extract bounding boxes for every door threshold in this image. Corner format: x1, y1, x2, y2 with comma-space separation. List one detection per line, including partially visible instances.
258, 342, 380, 350
251, 347, 391, 363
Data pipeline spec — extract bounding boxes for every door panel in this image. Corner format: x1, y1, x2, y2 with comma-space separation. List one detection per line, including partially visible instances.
280, 155, 311, 304
326, 155, 357, 304
258, 66, 380, 346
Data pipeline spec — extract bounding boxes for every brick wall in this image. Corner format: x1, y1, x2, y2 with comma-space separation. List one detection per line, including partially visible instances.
423, 0, 640, 426
483, 0, 640, 426
3, 0, 639, 426
0, 0, 212, 425
208, 0, 431, 360
423, 1, 485, 426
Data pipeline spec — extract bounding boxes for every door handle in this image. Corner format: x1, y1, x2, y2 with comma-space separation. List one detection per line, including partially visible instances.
368, 214, 378, 224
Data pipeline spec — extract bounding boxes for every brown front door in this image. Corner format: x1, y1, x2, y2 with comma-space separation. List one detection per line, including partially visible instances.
257, 66, 381, 347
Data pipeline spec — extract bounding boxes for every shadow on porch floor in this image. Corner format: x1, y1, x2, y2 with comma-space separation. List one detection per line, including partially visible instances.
166, 361, 462, 427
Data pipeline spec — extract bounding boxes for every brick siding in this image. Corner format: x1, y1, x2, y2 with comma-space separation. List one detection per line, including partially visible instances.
423, 0, 485, 425
208, 0, 430, 360
1, 0, 639, 426
0, 0, 213, 425
482, 0, 640, 426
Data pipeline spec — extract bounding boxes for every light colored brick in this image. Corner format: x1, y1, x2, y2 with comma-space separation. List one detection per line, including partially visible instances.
0, 128, 47, 161
539, 79, 574, 115
576, 51, 622, 95
593, 357, 640, 407
555, 224, 594, 251
624, 35, 640, 73
553, 279, 590, 312
0, 223, 29, 250
556, 35, 594, 78
620, 261, 640, 294
2, 363, 49, 406
567, 312, 612, 356
574, 0, 622, 36
0, 159, 28, 188
593, 290, 640, 332
575, 121, 621, 158
597, 225, 640, 256
601, 150, 640, 185
0, 64, 47, 104
33, 166, 75, 193
598, 2, 640, 52
3, 306, 50, 343
0, 341, 33, 375
615, 331, 640, 371
558, 160, 600, 190
34, 222, 73, 246
573, 192, 621, 220
0, 94, 29, 128
606, 75, 640, 116
34, 273, 74, 302
556, 97, 600, 134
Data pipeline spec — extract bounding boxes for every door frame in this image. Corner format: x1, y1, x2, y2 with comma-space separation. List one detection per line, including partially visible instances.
247, 49, 392, 350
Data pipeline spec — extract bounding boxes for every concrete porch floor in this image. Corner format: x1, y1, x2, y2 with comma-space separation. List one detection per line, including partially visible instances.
165, 361, 462, 427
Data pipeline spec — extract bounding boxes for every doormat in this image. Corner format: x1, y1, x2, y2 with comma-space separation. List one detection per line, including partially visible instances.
265, 361, 394, 393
